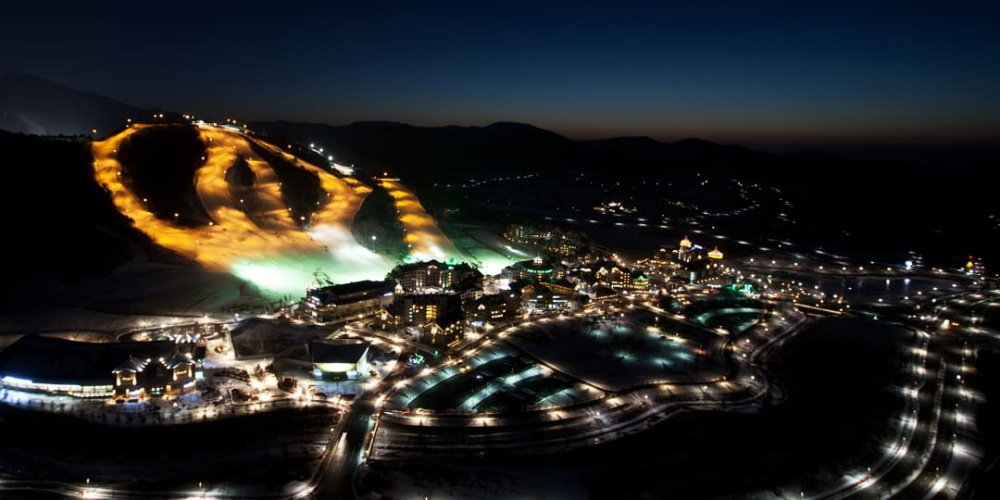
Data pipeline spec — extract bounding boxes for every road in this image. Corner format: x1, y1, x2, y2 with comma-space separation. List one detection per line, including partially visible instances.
815, 293, 985, 499
367, 305, 806, 460
307, 398, 375, 500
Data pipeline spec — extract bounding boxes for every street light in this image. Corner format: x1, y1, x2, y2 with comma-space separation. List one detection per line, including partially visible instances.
371, 235, 377, 252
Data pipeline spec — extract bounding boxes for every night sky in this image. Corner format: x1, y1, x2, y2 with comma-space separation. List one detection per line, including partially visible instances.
4, 0, 999, 155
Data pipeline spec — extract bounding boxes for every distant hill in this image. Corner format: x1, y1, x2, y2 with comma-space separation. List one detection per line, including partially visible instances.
250, 120, 816, 184
249, 120, 577, 185
0, 73, 143, 136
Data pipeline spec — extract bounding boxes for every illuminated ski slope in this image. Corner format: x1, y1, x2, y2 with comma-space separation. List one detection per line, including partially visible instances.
91, 123, 462, 297
378, 176, 462, 262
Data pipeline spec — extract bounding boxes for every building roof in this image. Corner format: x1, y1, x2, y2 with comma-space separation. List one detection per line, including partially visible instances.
399, 293, 459, 307
113, 355, 149, 374
307, 280, 394, 305
308, 339, 370, 364
473, 294, 508, 307
517, 256, 554, 275
523, 281, 573, 296
0, 335, 177, 386
550, 278, 576, 289
392, 259, 478, 275
165, 352, 196, 369
384, 302, 406, 316
432, 309, 465, 329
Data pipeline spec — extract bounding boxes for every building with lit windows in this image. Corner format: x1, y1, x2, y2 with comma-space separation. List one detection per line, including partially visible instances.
504, 224, 586, 256
591, 285, 620, 304
374, 304, 404, 331
299, 280, 395, 322
508, 255, 557, 281
396, 293, 462, 326
687, 247, 727, 284
388, 260, 482, 293
424, 310, 466, 349
0, 335, 201, 400
504, 223, 550, 244
648, 245, 681, 267
593, 265, 646, 290
521, 281, 575, 312
113, 352, 197, 400
544, 278, 577, 296
677, 236, 694, 262
629, 272, 650, 290
675, 236, 725, 266
468, 293, 518, 324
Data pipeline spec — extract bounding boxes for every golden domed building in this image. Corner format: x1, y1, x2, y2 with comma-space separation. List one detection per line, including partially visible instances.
677, 236, 696, 263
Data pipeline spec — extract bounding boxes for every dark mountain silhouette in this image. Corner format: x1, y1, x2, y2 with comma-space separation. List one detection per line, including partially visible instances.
256, 121, 675, 176
250, 119, 856, 186
250, 119, 993, 223
0, 72, 143, 137
250, 120, 577, 188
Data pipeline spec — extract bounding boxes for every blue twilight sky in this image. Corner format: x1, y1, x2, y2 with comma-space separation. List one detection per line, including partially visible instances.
3, 0, 999, 153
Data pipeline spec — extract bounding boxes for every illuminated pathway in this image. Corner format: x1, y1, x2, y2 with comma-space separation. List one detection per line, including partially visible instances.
92, 124, 396, 296
378, 177, 461, 262
364, 274, 987, 498
366, 306, 805, 460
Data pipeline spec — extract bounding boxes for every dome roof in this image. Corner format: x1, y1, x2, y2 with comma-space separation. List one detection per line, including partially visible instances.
680, 236, 692, 248
708, 247, 724, 259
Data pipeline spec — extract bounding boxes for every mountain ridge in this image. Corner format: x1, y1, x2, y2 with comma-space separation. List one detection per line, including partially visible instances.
0, 72, 145, 136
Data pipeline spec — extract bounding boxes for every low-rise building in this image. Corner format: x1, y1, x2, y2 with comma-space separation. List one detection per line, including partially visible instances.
0, 335, 201, 400
424, 310, 466, 350
521, 281, 575, 312
307, 339, 371, 380
393, 293, 462, 327
467, 293, 517, 324
299, 280, 395, 323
